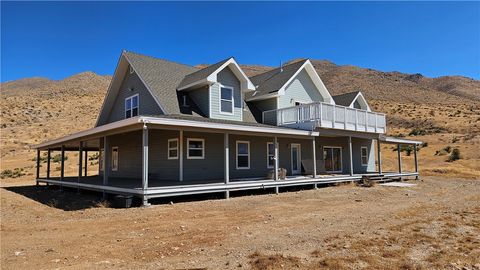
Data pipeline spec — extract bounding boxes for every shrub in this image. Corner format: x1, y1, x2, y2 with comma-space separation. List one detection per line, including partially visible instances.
52, 154, 68, 163
447, 148, 461, 162
88, 152, 99, 161
393, 145, 414, 156
0, 168, 26, 179
409, 128, 427, 136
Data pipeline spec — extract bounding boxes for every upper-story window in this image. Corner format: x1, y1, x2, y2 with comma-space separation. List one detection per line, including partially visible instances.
220, 85, 234, 114
125, 94, 139, 118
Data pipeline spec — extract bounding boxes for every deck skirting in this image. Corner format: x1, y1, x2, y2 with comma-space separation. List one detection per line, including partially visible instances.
36, 172, 418, 200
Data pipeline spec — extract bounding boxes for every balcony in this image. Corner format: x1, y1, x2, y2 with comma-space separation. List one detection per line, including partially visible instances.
262, 102, 386, 134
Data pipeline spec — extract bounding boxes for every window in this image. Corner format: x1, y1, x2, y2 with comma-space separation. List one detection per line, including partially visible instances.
220, 86, 234, 114
111, 147, 118, 171
187, 138, 204, 159
361, 147, 368, 166
125, 94, 139, 118
267, 142, 276, 168
168, 139, 179, 159
236, 141, 250, 169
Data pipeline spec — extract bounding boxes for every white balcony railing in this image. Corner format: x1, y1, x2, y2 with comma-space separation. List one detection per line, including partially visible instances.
262, 102, 386, 133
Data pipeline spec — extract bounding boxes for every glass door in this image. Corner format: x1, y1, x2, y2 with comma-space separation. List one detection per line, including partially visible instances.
291, 144, 301, 175
324, 147, 342, 173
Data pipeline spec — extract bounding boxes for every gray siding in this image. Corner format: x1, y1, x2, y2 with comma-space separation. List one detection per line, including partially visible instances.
278, 69, 323, 108
209, 67, 242, 121
188, 86, 210, 117
105, 68, 163, 124
182, 131, 224, 181
108, 130, 143, 179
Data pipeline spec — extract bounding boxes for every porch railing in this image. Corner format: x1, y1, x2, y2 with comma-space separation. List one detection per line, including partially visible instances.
262, 102, 386, 133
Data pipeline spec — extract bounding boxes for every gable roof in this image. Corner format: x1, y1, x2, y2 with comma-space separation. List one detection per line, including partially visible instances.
332, 91, 361, 107
123, 51, 199, 115
96, 51, 259, 126
332, 91, 371, 111
247, 59, 308, 98
177, 57, 231, 90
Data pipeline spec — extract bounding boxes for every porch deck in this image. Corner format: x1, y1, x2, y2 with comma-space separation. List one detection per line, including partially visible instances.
36, 171, 418, 200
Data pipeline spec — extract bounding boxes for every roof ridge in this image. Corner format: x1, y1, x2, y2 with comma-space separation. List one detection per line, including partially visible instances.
186, 57, 232, 76
123, 50, 198, 70
332, 90, 361, 97
250, 58, 308, 80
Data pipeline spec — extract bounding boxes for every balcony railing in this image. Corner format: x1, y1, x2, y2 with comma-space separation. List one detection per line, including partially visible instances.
262, 102, 386, 133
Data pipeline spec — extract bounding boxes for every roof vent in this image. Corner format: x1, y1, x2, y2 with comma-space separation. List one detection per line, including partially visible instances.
280, 61, 283, 73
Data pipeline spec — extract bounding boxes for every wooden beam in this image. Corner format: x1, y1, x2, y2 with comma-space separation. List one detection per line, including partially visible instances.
414, 144, 419, 180
36, 150, 40, 183
348, 136, 353, 176
179, 130, 183, 182
46, 149, 51, 179
274, 136, 279, 194
84, 150, 88, 177
397, 144, 402, 173
142, 124, 150, 206
224, 132, 230, 199
377, 139, 382, 174
312, 138, 317, 179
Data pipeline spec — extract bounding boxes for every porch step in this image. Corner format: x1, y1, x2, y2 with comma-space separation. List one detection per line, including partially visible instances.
364, 175, 401, 183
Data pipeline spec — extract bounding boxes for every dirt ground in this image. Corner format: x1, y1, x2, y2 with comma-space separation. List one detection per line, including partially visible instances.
1, 176, 479, 270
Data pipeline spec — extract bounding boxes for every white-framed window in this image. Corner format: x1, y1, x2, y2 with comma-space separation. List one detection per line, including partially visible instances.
236, 141, 250, 169
111, 147, 118, 171
361, 146, 368, 166
267, 142, 277, 168
187, 138, 204, 159
168, 138, 179, 159
220, 85, 234, 114
125, 94, 139, 119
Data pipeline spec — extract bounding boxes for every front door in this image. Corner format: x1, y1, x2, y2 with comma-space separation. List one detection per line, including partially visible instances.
324, 147, 342, 173
291, 144, 301, 175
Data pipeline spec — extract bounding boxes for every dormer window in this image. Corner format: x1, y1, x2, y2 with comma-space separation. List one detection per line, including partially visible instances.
220, 85, 234, 114
125, 94, 139, 118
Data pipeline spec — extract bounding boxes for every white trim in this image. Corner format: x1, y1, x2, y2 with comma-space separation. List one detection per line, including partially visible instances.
187, 138, 205, 159
125, 94, 139, 119
236, 141, 250, 170
219, 84, 235, 115
361, 146, 368, 166
167, 138, 179, 160
278, 60, 334, 105
290, 143, 301, 175
266, 142, 276, 169
379, 136, 422, 145
323, 146, 343, 173
350, 92, 371, 111
178, 58, 255, 92
32, 116, 318, 150
111, 146, 118, 171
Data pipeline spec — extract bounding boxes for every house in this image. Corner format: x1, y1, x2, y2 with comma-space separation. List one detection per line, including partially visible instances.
33, 51, 421, 206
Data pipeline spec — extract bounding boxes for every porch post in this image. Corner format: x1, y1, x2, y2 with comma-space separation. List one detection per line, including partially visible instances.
414, 144, 419, 180
224, 132, 230, 199
84, 150, 88, 177
274, 136, 279, 194
179, 130, 183, 182
312, 137, 318, 189
142, 123, 150, 206
397, 144, 402, 174
348, 136, 354, 176
46, 149, 51, 179
77, 142, 83, 192
103, 137, 109, 199
60, 145, 65, 190
376, 139, 382, 174
36, 149, 40, 185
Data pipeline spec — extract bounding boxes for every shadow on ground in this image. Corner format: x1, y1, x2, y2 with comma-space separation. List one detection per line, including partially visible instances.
3, 182, 329, 210
3, 185, 105, 211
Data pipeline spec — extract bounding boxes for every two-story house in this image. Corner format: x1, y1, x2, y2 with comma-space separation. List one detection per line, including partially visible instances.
33, 51, 421, 206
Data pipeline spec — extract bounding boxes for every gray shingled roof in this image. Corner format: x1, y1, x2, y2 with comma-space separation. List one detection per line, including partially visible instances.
177, 57, 231, 89
246, 59, 308, 100
124, 51, 198, 115
332, 91, 361, 107
123, 51, 258, 123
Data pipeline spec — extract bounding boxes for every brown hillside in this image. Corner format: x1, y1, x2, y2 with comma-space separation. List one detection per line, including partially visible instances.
1, 61, 479, 179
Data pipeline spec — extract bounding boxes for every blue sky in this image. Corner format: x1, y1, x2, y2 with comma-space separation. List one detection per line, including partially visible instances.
1, 1, 479, 82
